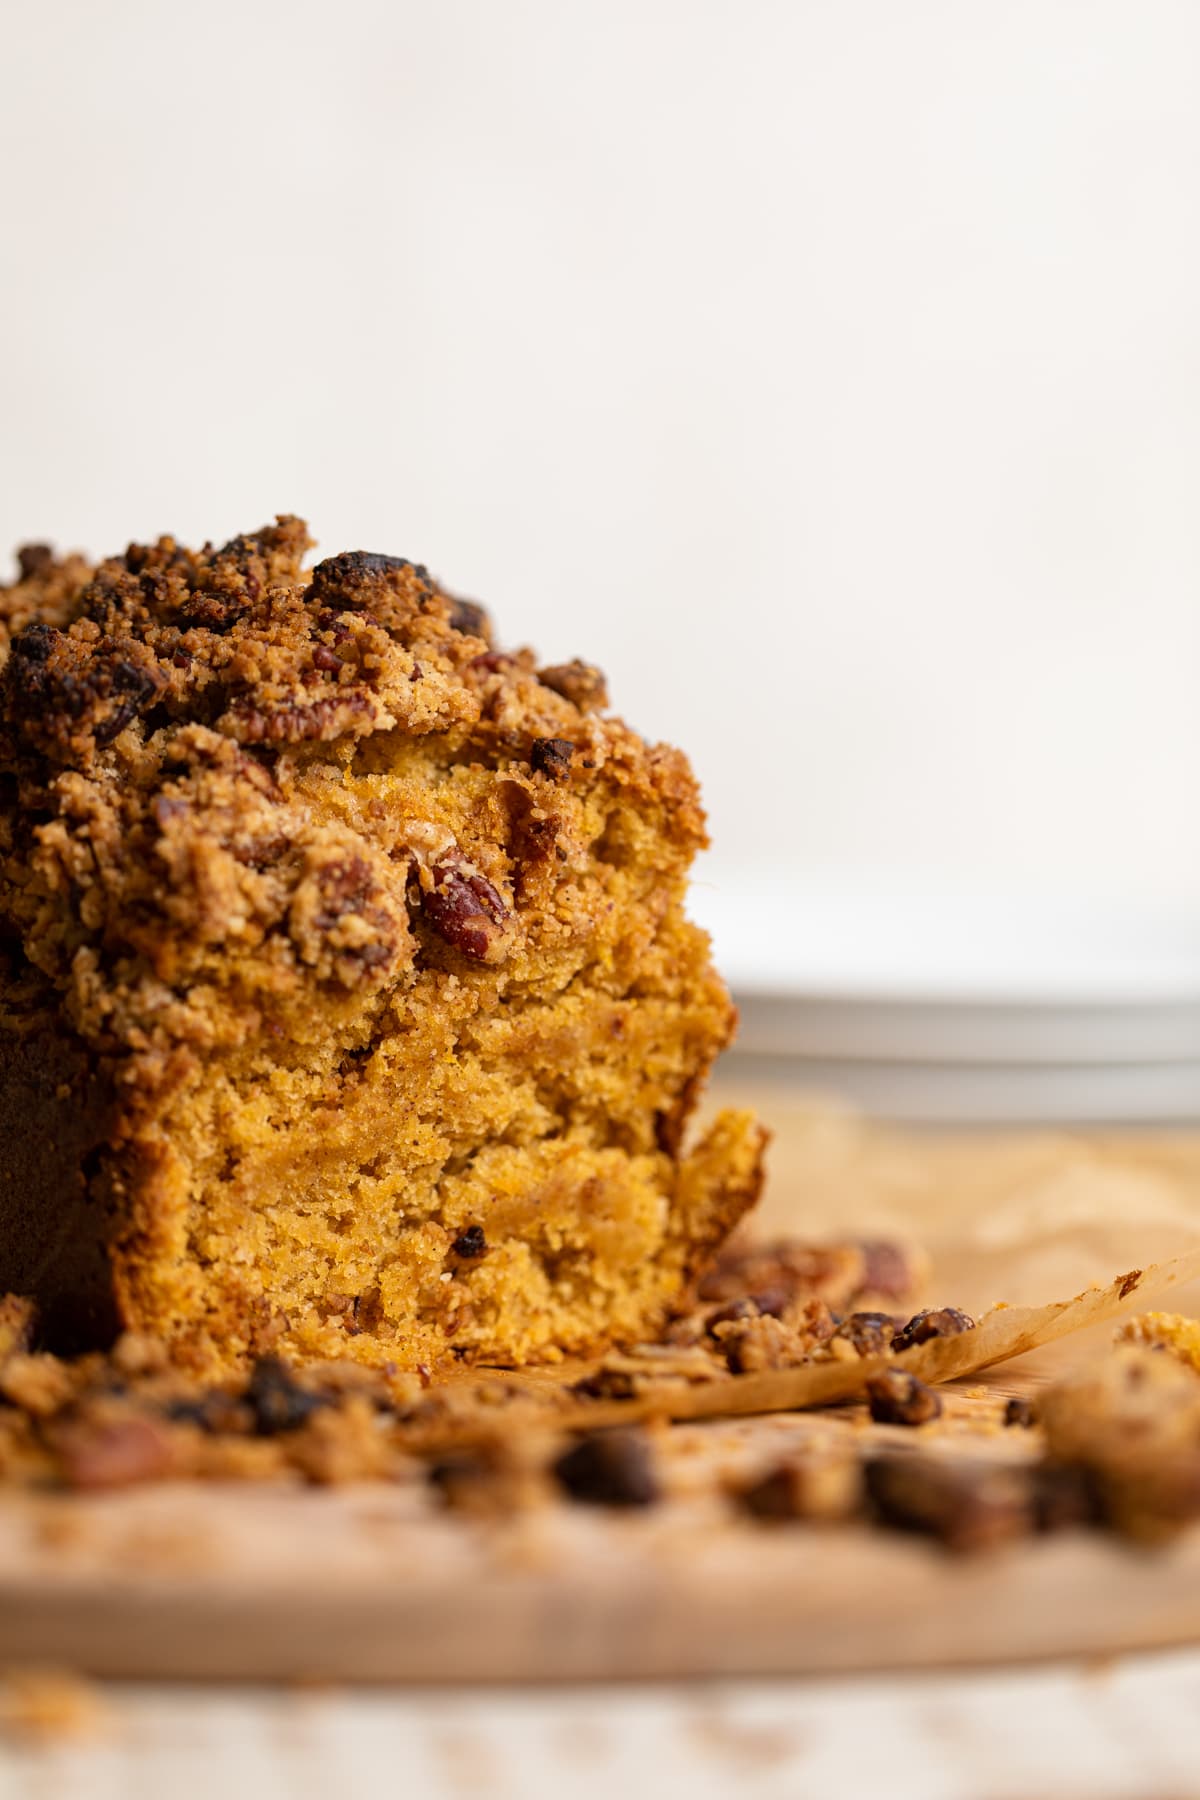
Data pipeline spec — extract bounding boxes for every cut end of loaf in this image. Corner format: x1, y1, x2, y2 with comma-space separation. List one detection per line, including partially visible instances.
0, 520, 764, 1373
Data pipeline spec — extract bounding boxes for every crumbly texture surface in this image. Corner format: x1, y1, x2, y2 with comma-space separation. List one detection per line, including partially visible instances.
0, 1234, 921, 1489
5, 1254, 1198, 1558
0, 518, 764, 1374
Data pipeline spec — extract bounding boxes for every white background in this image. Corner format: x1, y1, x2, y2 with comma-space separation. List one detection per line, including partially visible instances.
2, 0, 1198, 991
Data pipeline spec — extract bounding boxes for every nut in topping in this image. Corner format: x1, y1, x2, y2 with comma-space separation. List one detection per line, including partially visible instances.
529, 736, 575, 781
444, 595, 491, 641
833, 1311, 897, 1357
537, 659, 609, 711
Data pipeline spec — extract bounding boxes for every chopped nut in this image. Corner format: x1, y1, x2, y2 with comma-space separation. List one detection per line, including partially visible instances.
705, 1298, 761, 1334
529, 736, 575, 781
445, 595, 491, 640
697, 1237, 911, 1317
866, 1455, 1033, 1552
866, 1370, 942, 1426
891, 1307, 976, 1354
706, 1290, 790, 1332
308, 549, 429, 606
833, 1311, 897, 1358
536, 659, 609, 711
554, 1428, 659, 1507
1003, 1395, 1038, 1429
419, 853, 510, 963
15, 543, 55, 581
714, 1301, 834, 1374
857, 1240, 922, 1300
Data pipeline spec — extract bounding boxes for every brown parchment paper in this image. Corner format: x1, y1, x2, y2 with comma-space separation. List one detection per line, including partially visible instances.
712, 1080, 1200, 1374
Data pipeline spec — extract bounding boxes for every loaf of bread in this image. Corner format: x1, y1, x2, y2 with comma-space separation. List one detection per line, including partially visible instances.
0, 519, 763, 1373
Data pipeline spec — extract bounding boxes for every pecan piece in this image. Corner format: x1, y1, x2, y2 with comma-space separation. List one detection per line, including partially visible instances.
420, 853, 510, 963
445, 595, 491, 640
1004, 1395, 1038, 1429
9, 619, 55, 663
715, 1301, 834, 1374
857, 1239, 921, 1300
833, 1311, 898, 1357
866, 1370, 942, 1426
467, 650, 516, 676
16, 543, 55, 581
529, 736, 574, 781
866, 1456, 1034, 1552
891, 1307, 976, 1354
308, 550, 431, 609
704, 1289, 797, 1336
537, 659, 609, 711
93, 657, 165, 747
554, 1428, 659, 1507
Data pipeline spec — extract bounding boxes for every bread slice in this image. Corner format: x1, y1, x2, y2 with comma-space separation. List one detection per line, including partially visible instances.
0, 519, 764, 1374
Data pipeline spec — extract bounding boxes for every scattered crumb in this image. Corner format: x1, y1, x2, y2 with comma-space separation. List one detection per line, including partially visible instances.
1116, 1311, 1200, 1374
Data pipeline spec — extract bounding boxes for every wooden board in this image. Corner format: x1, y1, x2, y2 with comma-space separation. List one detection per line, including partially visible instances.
3, 1371, 1200, 1683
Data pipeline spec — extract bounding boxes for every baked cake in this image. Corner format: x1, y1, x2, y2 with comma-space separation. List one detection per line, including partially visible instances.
0, 518, 763, 1374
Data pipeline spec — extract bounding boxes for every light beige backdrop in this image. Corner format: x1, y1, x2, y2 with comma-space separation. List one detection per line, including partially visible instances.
2, 1, 1198, 990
